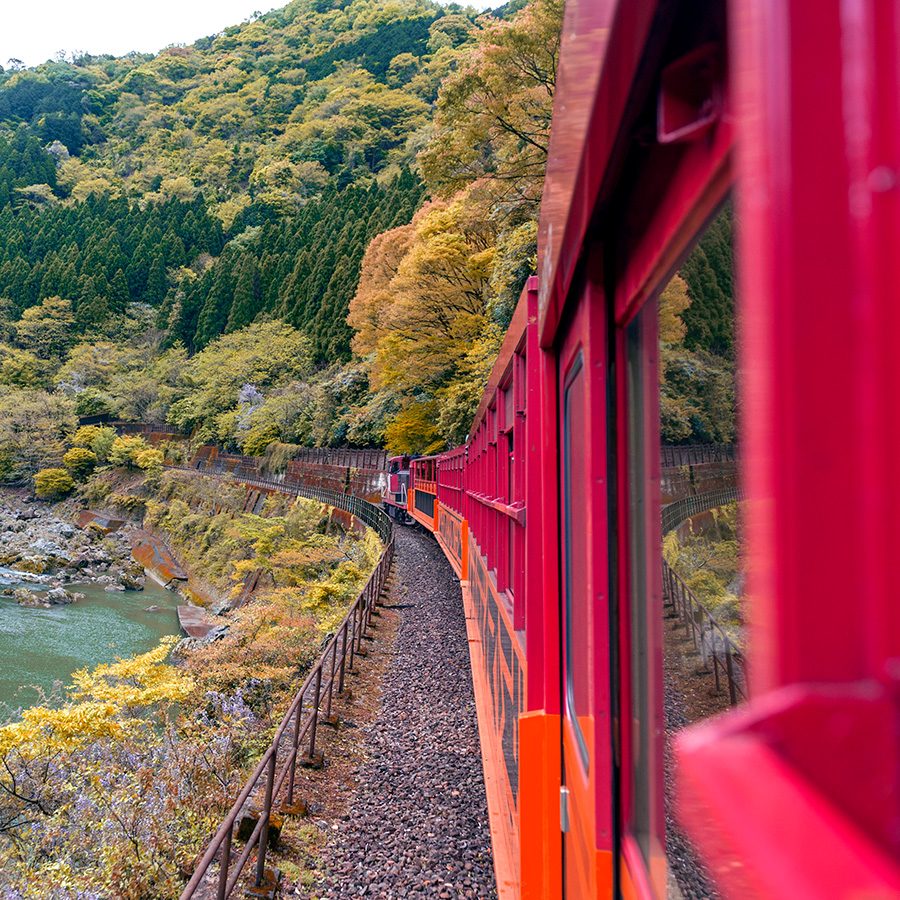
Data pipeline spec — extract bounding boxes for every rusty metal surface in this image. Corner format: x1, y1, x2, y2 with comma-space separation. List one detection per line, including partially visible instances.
132, 540, 189, 584
75, 510, 125, 533
178, 605, 224, 640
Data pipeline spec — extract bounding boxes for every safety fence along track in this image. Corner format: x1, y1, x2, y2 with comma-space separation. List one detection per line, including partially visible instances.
661, 444, 737, 468
174, 460, 395, 899
660, 484, 746, 706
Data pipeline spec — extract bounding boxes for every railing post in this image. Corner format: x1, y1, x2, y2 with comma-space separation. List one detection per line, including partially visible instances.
725, 644, 738, 706
254, 751, 276, 887
286, 689, 303, 805
337, 622, 349, 694
216, 826, 232, 900
308, 665, 322, 761
325, 640, 338, 721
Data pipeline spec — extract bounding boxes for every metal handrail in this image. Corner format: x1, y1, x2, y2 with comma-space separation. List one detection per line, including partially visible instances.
660, 483, 746, 705
662, 559, 747, 705
661, 486, 741, 536
170, 462, 394, 898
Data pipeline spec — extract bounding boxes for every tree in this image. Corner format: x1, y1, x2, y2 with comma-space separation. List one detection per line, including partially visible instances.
14, 297, 76, 360
419, 0, 563, 205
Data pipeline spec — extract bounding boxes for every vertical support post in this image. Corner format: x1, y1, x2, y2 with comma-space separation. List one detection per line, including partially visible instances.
337, 623, 349, 694
216, 826, 232, 900
255, 751, 276, 887
308, 665, 322, 761
286, 690, 303, 805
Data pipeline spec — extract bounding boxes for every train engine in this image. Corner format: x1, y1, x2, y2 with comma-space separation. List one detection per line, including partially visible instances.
382, 455, 412, 523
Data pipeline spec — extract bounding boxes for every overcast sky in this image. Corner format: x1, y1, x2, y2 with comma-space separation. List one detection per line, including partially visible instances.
1, 2, 278, 68
1, 1, 495, 70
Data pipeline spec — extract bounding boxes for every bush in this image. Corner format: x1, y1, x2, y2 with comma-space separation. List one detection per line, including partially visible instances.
73, 424, 117, 462
72, 425, 102, 448
135, 448, 164, 476
34, 467, 75, 500
63, 447, 98, 481
108, 435, 149, 468
109, 492, 147, 514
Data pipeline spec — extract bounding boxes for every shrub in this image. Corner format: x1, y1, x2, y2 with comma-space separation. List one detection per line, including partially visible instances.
73, 425, 117, 462
34, 467, 75, 500
135, 448, 164, 474
62, 447, 98, 481
72, 425, 102, 448
108, 435, 149, 468
109, 492, 147, 514
78, 475, 112, 505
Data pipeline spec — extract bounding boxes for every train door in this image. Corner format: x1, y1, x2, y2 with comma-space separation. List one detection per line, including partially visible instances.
558, 280, 615, 897
617, 300, 666, 898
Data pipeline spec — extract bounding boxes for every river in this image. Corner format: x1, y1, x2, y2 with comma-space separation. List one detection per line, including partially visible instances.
0, 575, 181, 714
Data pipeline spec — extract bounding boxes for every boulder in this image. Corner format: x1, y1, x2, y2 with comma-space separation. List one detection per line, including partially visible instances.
15, 589, 48, 608
46, 587, 81, 605
120, 572, 146, 591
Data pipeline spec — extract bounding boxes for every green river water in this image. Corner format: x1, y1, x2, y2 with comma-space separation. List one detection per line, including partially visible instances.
0, 575, 181, 714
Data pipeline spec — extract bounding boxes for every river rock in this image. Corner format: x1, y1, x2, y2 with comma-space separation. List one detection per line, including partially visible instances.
15, 589, 49, 608
104, 583, 126, 593
46, 587, 81, 605
120, 572, 145, 591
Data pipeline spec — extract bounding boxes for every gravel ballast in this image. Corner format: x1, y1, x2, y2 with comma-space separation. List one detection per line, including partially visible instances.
314, 525, 497, 899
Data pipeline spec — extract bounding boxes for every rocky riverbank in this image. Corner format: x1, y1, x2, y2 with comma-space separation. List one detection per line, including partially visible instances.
0, 499, 147, 607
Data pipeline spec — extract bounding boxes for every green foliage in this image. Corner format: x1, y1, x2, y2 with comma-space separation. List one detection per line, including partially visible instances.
0, 388, 76, 482
62, 446, 97, 480
135, 447, 165, 475
659, 222, 736, 446
108, 434, 149, 468
33, 466, 74, 499
680, 204, 734, 356
0, 198, 222, 345
170, 172, 424, 357
167, 320, 314, 444
665, 504, 743, 632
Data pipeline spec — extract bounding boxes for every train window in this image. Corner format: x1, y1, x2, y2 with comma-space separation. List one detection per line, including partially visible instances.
650, 203, 740, 894
563, 351, 591, 770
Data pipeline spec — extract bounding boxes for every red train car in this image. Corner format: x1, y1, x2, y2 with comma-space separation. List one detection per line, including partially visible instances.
403, 0, 900, 897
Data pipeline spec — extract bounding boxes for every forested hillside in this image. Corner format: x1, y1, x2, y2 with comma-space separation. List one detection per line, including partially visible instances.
0, 0, 730, 478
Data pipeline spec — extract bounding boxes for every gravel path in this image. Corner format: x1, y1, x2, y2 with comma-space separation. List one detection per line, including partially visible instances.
314, 525, 497, 899
664, 622, 722, 899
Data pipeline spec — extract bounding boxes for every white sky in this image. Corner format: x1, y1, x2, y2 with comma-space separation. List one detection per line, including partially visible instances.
0, 2, 277, 68
1, 1, 496, 70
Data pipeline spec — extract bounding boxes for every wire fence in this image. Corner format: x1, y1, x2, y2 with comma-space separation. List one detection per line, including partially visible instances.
661, 486, 742, 536
661, 443, 737, 468
168, 461, 394, 898
661, 483, 746, 705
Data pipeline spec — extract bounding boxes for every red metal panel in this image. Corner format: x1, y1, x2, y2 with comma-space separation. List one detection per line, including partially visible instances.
678, 0, 900, 894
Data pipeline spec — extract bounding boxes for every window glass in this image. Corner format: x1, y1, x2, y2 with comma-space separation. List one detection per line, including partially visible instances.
563, 352, 591, 770
627, 306, 653, 859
